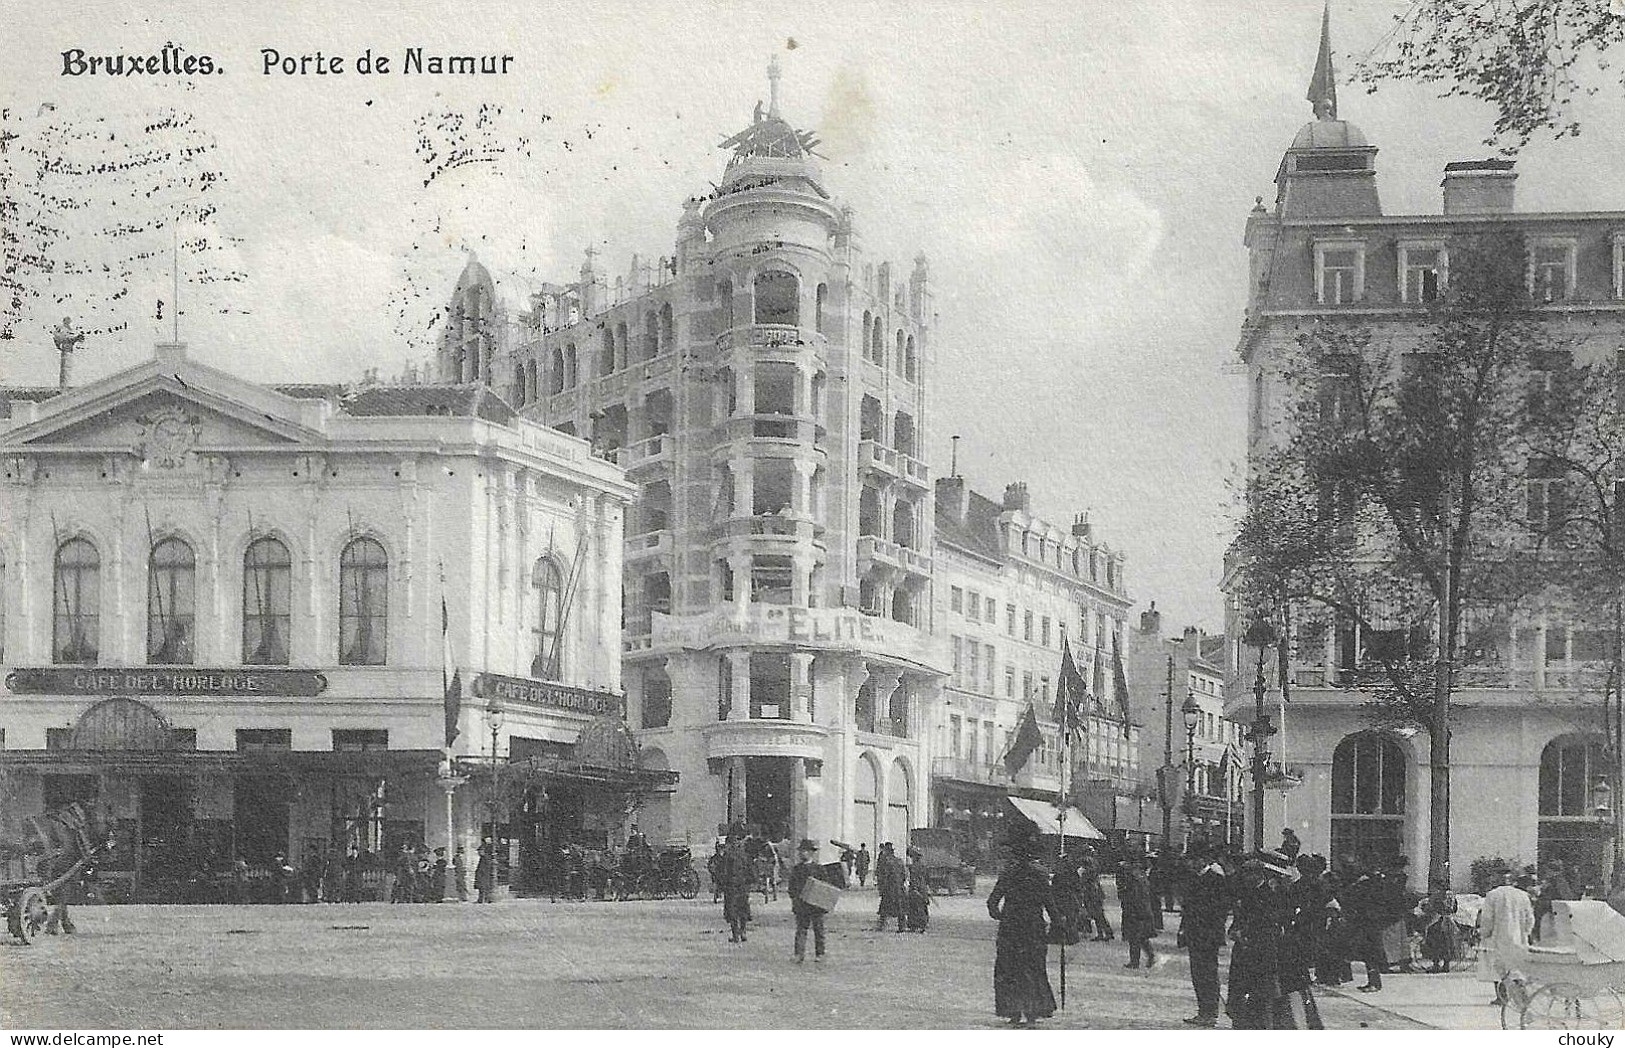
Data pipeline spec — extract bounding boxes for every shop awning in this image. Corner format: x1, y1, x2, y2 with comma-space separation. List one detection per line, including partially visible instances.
1005, 796, 1106, 840
0, 748, 443, 776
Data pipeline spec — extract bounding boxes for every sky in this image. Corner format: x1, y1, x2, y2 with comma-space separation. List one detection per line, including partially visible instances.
6, 0, 1625, 634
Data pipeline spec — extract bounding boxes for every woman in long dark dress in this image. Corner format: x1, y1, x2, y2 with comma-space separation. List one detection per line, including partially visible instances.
986, 833, 1062, 1027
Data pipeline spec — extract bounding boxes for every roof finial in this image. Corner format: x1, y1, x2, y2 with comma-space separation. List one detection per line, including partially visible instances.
767, 54, 782, 119
1307, 2, 1338, 121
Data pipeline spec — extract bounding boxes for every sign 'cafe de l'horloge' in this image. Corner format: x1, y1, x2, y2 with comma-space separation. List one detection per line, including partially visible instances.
0, 339, 677, 902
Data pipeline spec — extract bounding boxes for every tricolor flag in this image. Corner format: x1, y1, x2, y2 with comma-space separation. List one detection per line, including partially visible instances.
1003, 705, 1044, 778
442, 590, 461, 749
1306, 2, 1337, 118
1053, 636, 1088, 745
1111, 647, 1133, 739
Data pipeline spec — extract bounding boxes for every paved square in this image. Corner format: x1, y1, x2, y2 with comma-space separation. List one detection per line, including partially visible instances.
0, 892, 1428, 1029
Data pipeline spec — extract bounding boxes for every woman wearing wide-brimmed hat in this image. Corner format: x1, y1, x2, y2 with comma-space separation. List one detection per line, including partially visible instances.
986, 829, 1062, 1026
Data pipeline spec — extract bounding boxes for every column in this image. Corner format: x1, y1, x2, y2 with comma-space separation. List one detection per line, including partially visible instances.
791, 459, 813, 516
726, 650, 751, 721
791, 554, 813, 607
790, 757, 809, 841
729, 755, 748, 827
789, 652, 815, 723
872, 668, 903, 737
729, 554, 752, 604
733, 459, 754, 519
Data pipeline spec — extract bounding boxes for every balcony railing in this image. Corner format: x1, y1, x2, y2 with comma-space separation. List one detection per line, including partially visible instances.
933, 756, 1011, 787
625, 432, 672, 469
715, 325, 828, 360
1281, 659, 1613, 692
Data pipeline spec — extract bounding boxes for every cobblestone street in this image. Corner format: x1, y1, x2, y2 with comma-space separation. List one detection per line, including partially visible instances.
0, 890, 1430, 1029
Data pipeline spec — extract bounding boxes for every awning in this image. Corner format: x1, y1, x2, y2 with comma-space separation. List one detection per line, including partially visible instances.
1005, 796, 1106, 840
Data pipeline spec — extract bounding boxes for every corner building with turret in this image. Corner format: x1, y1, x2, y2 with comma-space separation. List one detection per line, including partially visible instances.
435, 63, 948, 850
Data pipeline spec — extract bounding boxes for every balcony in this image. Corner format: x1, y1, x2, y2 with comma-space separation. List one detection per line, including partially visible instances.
858, 439, 900, 478
898, 453, 929, 489
626, 529, 672, 562
932, 756, 1011, 788
715, 325, 827, 367
717, 414, 826, 445
702, 718, 829, 761
624, 433, 673, 473
593, 370, 632, 400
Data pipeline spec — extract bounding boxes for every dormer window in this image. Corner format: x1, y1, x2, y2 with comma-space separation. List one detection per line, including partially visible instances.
1398, 241, 1447, 303
1529, 239, 1576, 303
1315, 241, 1365, 305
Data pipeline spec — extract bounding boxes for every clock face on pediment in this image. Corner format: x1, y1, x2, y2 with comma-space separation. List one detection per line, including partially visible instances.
137, 407, 203, 468
20, 390, 303, 456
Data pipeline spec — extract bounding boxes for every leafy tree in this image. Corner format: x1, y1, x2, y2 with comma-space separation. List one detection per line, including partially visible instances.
1235, 231, 1576, 887
1357, 0, 1625, 150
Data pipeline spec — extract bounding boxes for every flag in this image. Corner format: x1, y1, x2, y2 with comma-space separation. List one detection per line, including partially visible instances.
1306, 2, 1337, 118
441, 591, 461, 749
1053, 636, 1088, 744
1112, 648, 1133, 739
1003, 705, 1043, 778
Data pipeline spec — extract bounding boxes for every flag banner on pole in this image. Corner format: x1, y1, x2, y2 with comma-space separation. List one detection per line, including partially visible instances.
1112, 647, 1133, 738
1003, 704, 1043, 778
442, 592, 461, 749
1054, 636, 1088, 744
1306, 2, 1337, 117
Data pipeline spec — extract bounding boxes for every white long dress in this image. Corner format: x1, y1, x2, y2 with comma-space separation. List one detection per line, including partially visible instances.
1477, 884, 1535, 982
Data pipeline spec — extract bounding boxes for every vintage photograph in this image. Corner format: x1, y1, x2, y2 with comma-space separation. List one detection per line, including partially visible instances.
1, 0, 1623, 1033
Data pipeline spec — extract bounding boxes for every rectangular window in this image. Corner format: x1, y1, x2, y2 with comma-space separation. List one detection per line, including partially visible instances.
46, 727, 73, 750
1006, 604, 1017, 635
1040, 676, 1051, 706
950, 587, 963, 614
984, 643, 997, 692
1527, 467, 1566, 536
235, 728, 292, 752
1024, 611, 1034, 642
1023, 672, 1034, 702
986, 597, 997, 622
172, 728, 197, 750
950, 714, 962, 758
951, 635, 963, 682
1005, 665, 1016, 698
967, 590, 981, 621
1530, 240, 1576, 303
333, 729, 389, 752
966, 640, 980, 686
1041, 616, 1052, 647
1399, 243, 1446, 303
1316, 242, 1364, 305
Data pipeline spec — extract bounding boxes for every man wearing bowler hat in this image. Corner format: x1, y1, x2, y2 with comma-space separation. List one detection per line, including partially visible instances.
788, 839, 829, 962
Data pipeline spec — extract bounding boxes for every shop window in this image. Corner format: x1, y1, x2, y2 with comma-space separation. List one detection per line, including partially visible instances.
1330, 732, 1406, 871
243, 537, 292, 665
53, 538, 100, 665
148, 537, 196, 664
236, 728, 293, 752
333, 729, 389, 752
338, 537, 388, 666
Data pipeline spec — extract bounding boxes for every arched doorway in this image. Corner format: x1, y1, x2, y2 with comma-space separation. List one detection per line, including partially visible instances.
853, 754, 880, 850
887, 759, 913, 848
1539, 734, 1608, 882
1330, 732, 1407, 871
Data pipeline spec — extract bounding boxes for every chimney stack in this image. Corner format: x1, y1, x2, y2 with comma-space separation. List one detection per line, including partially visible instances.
1442, 159, 1516, 215
1138, 600, 1161, 635
935, 475, 967, 524
1001, 481, 1030, 513
1071, 512, 1092, 540
52, 318, 84, 389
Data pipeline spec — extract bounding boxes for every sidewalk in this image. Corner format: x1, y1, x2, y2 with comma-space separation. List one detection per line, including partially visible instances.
1320, 971, 1503, 1030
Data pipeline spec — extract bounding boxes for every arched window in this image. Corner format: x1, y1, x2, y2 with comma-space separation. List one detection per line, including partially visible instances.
815, 283, 828, 334
871, 316, 885, 365
338, 537, 388, 665
614, 321, 628, 371
659, 303, 674, 354
645, 311, 659, 362
905, 335, 917, 382
53, 538, 99, 665
600, 328, 615, 376
564, 343, 578, 388
243, 537, 292, 665
148, 537, 196, 664
526, 360, 538, 404
514, 364, 526, 405
854, 754, 880, 849
1539, 735, 1609, 874
895, 330, 906, 376
550, 346, 565, 395
887, 759, 913, 845
718, 278, 734, 331
753, 271, 799, 326
531, 557, 565, 680
1330, 732, 1406, 870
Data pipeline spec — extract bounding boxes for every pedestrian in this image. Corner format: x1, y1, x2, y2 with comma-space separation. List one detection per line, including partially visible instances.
855, 843, 871, 888
451, 846, 467, 902
788, 839, 829, 962
1341, 863, 1390, 992
1225, 850, 1296, 1029
1539, 860, 1574, 943
1180, 845, 1233, 1027
392, 844, 418, 903
874, 842, 906, 932
475, 838, 496, 904
1078, 846, 1113, 941
1280, 828, 1302, 861
431, 847, 449, 902
1117, 853, 1161, 969
842, 845, 857, 883
905, 869, 932, 932
1419, 879, 1462, 973
272, 853, 295, 904
987, 828, 1061, 1027
343, 847, 362, 903
1478, 869, 1536, 1006
1279, 857, 1327, 1029
720, 829, 754, 943
1049, 854, 1084, 946
707, 841, 726, 904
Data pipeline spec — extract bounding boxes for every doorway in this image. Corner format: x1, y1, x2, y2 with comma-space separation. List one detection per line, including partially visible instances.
138, 776, 191, 901
744, 757, 792, 840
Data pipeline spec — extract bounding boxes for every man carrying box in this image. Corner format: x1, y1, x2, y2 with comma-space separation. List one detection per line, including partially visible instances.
791, 839, 838, 963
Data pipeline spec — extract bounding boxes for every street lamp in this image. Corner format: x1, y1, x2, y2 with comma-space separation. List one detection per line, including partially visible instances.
1243, 619, 1280, 852
1182, 690, 1200, 848
485, 704, 505, 895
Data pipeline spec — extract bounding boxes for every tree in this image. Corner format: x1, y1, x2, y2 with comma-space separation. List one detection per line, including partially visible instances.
1357, 0, 1625, 150
1235, 231, 1568, 888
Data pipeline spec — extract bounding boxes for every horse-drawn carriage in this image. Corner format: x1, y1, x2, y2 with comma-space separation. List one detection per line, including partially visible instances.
1, 803, 104, 944
611, 844, 700, 900
909, 828, 977, 895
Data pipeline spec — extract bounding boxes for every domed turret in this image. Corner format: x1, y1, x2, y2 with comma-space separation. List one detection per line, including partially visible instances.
1272, 7, 1381, 219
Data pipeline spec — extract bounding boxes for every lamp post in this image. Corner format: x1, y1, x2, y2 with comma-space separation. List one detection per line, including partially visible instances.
1594, 775, 1615, 893
485, 703, 505, 897
1182, 690, 1200, 849
1243, 620, 1279, 852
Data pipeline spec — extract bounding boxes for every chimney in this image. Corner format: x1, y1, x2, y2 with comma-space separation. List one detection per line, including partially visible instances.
935, 475, 967, 523
1138, 600, 1161, 635
1442, 160, 1516, 215
52, 318, 84, 389
1001, 481, 1030, 513
1071, 512, 1092, 541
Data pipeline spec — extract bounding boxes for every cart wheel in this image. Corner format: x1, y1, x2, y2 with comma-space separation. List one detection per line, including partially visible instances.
7, 888, 49, 945
1519, 983, 1625, 1030
679, 870, 699, 900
